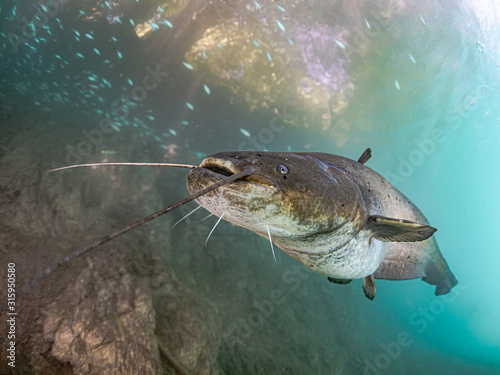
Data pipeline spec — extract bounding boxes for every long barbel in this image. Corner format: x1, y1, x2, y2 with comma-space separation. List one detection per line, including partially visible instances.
50, 162, 198, 172
18, 165, 252, 297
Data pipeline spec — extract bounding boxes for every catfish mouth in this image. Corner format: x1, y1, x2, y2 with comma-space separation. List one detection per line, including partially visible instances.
203, 163, 235, 177
200, 159, 276, 190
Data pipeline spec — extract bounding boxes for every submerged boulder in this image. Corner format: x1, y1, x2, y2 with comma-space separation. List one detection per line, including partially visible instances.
0, 113, 221, 374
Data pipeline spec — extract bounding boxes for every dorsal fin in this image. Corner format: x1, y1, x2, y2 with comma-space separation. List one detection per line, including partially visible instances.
357, 148, 372, 164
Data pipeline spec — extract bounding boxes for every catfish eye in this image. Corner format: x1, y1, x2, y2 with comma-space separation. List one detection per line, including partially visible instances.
277, 165, 289, 175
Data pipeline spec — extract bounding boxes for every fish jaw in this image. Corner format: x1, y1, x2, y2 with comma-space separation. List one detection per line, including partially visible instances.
199, 156, 278, 191
186, 163, 283, 237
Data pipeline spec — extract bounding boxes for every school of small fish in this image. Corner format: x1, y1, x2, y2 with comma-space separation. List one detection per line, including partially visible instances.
0, 0, 299, 155
1, 0, 421, 156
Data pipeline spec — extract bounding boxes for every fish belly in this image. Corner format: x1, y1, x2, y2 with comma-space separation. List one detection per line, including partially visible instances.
281, 230, 386, 280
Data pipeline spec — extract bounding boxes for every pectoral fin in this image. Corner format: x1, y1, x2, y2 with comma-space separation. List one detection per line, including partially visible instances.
367, 215, 437, 242
362, 275, 376, 300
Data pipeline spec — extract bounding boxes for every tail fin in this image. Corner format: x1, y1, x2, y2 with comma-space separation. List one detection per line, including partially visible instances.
374, 238, 458, 296
422, 252, 458, 296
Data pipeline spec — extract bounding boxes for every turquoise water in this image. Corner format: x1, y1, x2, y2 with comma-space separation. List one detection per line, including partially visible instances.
1, 0, 499, 373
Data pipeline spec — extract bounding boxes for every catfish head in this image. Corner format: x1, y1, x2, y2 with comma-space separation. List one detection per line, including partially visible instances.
186, 151, 368, 253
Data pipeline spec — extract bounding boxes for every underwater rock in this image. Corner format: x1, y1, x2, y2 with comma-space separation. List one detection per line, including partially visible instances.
40, 268, 159, 375
0, 115, 221, 374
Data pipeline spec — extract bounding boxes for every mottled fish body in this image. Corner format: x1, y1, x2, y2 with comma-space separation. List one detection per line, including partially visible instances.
187, 150, 457, 299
